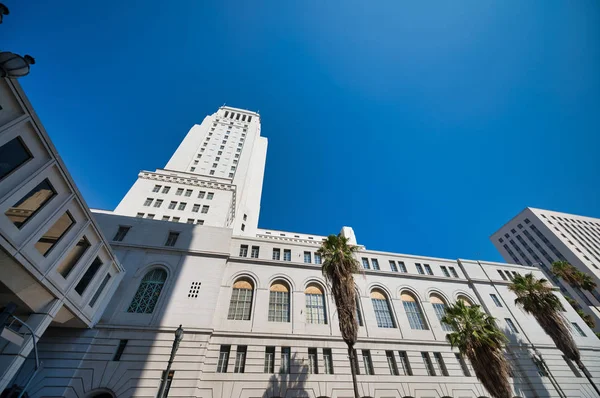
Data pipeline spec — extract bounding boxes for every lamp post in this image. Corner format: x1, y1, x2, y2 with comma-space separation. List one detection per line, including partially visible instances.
0, 4, 35, 78
156, 325, 184, 398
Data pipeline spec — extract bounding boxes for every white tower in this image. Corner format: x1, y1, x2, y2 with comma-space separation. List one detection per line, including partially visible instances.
113, 106, 267, 236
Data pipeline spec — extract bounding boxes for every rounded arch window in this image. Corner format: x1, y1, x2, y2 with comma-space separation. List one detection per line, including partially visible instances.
370, 289, 396, 328
430, 294, 452, 331
305, 284, 327, 324
401, 292, 428, 330
269, 281, 290, 322
457, 295, 474, 306
228, 278, 254, 320
127, 268, 167, 314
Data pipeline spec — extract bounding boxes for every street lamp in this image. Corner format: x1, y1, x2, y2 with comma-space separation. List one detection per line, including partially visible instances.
0, 52, 35, 78
156, 325, 184, 398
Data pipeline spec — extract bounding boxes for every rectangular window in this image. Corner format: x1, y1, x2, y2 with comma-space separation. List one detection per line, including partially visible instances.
186, 218, 194, 224
389, 261, 398, 272
398, 351, 412, 375
196, 220, 204, 225
281, 347, 291, 374
362, 350, 374, 375
35, 211, 75, 256
74, 257, 102, 295
162, 186, 170, 193
168, 201, 177, 209
283, 249, 291, 261
207, 192, 214, 199
198, 191, 206, 199
272, 248, 280, 260
176, 188, 183, 196
424, 264, 434, 275
136, 212, 144, 218
416, 263, 424, 274
154, 199, 163, 208
371, 259, 380, 270
304, 251, 312, 263
422, 352, 436, 376
398, 261, 407, 273
185, 189, 192, 197
113, 339, 128, 361
456, 353, 471, 376
449, 267, 459, 278
234, 346, 247, 373
165, 232, 179, 247
241, 223, 245, 230
56, 235, 91, 277
498, 270, 508, 280
178, 202, 186, 211
228, 173, 234, 178
572, 322, 586, 337
323, 348, 334, 374
162, 216, 170, 221
172, 217, 180, 222
308, 348, 318, 374
201, 205, 209, 213
386, 350, 399, 375
217, 345, 231, 373
88, 273, 111, 307
490, 294, 503, 307
314, 253, 321, 264
0, 137, 32, 180
147, 214, 155, 219
264, 346, 275, 373
433, 352, 449, 376
6, 179, 57, 228
505, 318, 519, 333
152, 185, 161, 192
239, 245, 248, 257
362, 258, 370, 269
251, 246, 259, 258
192, 204, 200, 212
440, 266, 450, 277
563, 356, 582, 377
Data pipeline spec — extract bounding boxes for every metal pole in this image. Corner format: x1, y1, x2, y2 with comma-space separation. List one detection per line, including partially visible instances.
156, 326, 182, 398
12, 316, 40, 398
577, 360, 600, 397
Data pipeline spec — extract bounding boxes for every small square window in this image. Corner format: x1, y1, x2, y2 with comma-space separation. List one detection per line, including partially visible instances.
168, 201, 177, 209
185, 189, 193, 197
162, 186, 171, 193
207, 192, 214, 200
172, 217, 180, 222
201, 205, 209, 214
152, 185, 161, 193
198, 191, 206, 199
165, 232, 180, 247
210, 170, 215, 175
187, 218, 194, 224
176, 188, 184, 196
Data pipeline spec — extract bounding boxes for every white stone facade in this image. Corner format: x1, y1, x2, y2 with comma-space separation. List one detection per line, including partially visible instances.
491, 207, 600, 332
3, 101, 600, 398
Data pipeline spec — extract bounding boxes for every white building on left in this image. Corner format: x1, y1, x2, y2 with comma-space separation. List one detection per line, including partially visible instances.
0, 77, 125, 392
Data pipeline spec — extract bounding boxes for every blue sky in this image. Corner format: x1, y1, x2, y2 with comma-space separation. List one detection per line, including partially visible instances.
4, 1, 599, 262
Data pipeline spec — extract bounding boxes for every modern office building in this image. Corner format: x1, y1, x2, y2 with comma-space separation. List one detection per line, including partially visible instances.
491, 208, 600, 332
0, 78, 125, 393
2, 99, 599, 397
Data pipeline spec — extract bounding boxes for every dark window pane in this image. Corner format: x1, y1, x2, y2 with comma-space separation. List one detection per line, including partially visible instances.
0, 137, 32, 180
89, 273, 111, 307
75, 257, 103, 295
5, 179, 56, 228
56, 236, 91, 277
35, 211, 75, 256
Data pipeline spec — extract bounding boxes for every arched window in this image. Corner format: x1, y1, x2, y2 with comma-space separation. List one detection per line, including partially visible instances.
127, 269, 167, 314
371, 289, 396, 328
430, 294, 452, 331
228, 279, 254, 320
401, 292, 428, 330
268, 281, 290, 322
457, 295, 473, 306
305, 284, 327, 324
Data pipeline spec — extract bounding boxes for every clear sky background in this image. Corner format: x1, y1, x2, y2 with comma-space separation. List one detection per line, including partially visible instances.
4, 1, 599, 262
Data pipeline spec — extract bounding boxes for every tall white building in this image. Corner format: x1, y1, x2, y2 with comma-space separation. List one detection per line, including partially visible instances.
2, 104, 600, 398
491, 207, 600, 332
113, 106, 267, 236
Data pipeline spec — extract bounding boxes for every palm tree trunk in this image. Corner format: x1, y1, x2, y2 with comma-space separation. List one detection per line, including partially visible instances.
577, 360, 600, 397
347, 345, 360, 398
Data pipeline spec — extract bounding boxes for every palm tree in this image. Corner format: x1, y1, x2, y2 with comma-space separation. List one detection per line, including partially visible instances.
552, 261, 597, 291
509, 273, 600, 395
317, 234, 361, 398
441, 300, 512, 398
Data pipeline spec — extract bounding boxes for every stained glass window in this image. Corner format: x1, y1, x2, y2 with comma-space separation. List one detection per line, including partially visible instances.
127, 269, 167, 313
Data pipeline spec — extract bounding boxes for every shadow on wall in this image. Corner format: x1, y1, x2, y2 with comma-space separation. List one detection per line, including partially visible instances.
264, 353, 309, 398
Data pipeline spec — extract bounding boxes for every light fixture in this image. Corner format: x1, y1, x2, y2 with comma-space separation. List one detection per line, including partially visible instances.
0, 52, 35, 78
